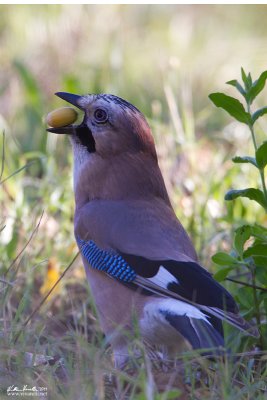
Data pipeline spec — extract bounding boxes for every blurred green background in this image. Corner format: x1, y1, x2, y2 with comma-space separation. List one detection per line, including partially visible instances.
1, 4, 266, 258
0, 5, 267, 395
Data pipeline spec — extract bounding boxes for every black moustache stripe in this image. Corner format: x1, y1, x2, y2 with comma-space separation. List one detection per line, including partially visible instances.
75, 124, 96, 153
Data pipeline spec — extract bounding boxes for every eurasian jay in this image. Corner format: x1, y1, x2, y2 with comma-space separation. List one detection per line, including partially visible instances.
47, 92, 258, 367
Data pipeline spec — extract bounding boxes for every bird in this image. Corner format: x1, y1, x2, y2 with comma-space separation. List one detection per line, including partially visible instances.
47, 92, 258, 368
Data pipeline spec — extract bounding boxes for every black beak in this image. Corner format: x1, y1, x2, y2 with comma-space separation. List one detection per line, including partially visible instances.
46, 126, 76, 134
47, 91, 96, 152
46, 91, 84, 134
55, 92, 84, 110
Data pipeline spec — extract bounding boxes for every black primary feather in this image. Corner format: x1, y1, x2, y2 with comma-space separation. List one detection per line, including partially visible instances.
162, 311, 224, 350
120, 252, 238, 313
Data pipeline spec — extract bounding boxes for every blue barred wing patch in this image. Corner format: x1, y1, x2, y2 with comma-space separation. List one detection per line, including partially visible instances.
77, 238, 136, 283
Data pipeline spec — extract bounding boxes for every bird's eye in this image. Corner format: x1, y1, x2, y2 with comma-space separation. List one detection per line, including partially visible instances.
94, 108, 108, 123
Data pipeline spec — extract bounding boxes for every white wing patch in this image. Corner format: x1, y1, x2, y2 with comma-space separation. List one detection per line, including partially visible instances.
144, 298, 211, 325
148, 265, 179, 289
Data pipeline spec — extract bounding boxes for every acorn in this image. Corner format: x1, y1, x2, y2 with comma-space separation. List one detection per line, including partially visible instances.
46, 107, 78, 128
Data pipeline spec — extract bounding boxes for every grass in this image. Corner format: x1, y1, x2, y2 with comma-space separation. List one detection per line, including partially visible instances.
1, 4, 267, 399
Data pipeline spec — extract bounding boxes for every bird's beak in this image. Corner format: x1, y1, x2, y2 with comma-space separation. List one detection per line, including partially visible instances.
46, 92, 84, 135
55, 92, 84, 110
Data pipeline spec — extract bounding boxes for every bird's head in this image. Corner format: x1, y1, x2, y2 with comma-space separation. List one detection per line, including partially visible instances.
47, 92, 169, 206
47, 92, 157, 159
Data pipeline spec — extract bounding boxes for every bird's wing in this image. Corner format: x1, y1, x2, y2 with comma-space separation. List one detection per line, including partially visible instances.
75, 199, 259, 339
75, 198, 198, 262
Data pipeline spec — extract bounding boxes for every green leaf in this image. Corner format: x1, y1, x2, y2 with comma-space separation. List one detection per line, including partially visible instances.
252, 255, 267, 268
249, 224, 267, 241
226, 79, 246, 97
252, 225, 267, 235
252, 106, 267, 124
209, 93, 251, 125
225, 188, 267, 209
212, 252, 238, 266
255, 141, 267, 169
232, 156, 258, 168
213, 267, 233, 282
243, 244, 267, 270
247, 70, 267, 104
260, 292, 267, 302
241, 67, 251, 91
234, 225, 252, 257
237, 287, 254, 310
247, 72, 253, 87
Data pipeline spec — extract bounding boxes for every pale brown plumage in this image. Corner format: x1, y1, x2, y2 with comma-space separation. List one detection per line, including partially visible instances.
47, 92, 258, 368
